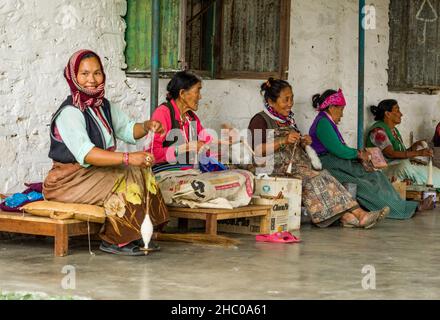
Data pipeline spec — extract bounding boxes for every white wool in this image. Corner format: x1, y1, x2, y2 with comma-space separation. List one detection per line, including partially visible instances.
305, 145, 322, 170
140, 215, 153, 249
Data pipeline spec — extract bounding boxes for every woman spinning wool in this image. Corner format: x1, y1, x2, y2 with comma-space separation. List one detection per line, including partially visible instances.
248, 78, 389, 228
367, 99, 440, 189
43, 50, 169, 256
309, 89, 428, 220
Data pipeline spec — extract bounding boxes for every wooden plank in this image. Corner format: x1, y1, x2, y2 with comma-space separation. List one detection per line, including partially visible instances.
389, 0, 440, 90
205, 214, 217, 235
221, 0, 280, 73
135, 0, 149, 71
0, 210, 102, 256
259, 214, 271, 234
219, 71, 282, 80
0, 212, 83, 225
124, 0, 138, 72
125, 0, 181, 73
168, 211, 211, 220
168, 209, 270, 220
167, 205, 272, 236
168, 205, 272, 213
168, 205, 272, 214
279, 0, 291, 80
215, 210, 270, 220
55, 224, 69, 257
406, 190, 423, 201
67, 221, 102, 236
0, 219, 57, 236
161, 0, 181, 70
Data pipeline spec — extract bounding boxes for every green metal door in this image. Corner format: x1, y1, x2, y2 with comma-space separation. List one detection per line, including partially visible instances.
125, 0, 181, 74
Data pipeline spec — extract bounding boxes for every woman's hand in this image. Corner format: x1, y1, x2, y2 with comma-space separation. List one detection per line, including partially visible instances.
144, 120, 164, 135
221, 123, 241, 144
284, 131, 301, 145
411, 140, 427, 151
417, 148, 434, 157
301, 135, 313, 146
177, 141, 207, 154
357, 149, 372, 162
129, 151, 155, 168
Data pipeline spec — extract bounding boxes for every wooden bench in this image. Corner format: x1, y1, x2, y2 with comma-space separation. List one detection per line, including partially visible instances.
405, 185, 438, 202
0, 211, 102, 257
167, 205, 272, 235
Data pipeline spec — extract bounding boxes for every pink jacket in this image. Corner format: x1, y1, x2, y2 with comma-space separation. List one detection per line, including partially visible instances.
148, 99, 211, 164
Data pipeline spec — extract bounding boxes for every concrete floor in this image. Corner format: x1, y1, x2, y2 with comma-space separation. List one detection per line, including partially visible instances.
1, 209, 440, 300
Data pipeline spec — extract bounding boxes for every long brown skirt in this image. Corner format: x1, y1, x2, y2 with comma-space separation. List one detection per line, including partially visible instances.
43, 162, 169, 245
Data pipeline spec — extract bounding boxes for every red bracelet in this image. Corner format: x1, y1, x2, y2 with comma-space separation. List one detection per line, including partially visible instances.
123, 152, 129, 166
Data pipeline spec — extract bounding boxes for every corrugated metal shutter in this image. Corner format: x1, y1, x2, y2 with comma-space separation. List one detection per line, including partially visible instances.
221, 0, 280, 73
388, 0, 440, 91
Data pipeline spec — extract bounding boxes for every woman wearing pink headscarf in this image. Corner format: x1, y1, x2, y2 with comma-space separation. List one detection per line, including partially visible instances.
43, 50, 169, 256
309, 89, 422, 220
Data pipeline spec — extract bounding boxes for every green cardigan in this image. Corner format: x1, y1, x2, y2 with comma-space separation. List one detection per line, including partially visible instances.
315, 117, 358, 160
366, 121, 406, 152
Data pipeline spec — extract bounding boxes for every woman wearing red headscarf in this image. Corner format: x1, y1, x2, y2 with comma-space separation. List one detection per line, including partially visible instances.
43, 50, 169, 256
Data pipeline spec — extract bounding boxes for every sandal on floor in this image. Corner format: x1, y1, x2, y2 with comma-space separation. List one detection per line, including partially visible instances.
377, 206, 390, 221
99, 241, 147, 256
255, 231, 301, 243
341, 217, 360, 228
360, 211, 382, 229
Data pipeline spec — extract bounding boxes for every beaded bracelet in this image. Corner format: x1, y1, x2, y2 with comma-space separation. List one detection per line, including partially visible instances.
123, 152, 129, 166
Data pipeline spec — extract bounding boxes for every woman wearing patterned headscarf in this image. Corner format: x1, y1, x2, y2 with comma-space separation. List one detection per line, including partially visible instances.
309, 89, 423, 220
43, 50, 169, 256
248, 78, 388, 229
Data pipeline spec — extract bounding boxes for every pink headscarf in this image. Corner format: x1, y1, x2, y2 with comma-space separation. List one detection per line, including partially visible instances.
318, 89, 346, 111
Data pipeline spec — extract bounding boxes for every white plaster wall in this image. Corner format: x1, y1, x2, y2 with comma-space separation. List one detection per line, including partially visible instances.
0, 0, 147, 193
1, 0, 439, 193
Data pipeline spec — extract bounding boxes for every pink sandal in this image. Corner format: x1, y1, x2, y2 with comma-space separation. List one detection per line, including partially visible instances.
255, 231, 301, 243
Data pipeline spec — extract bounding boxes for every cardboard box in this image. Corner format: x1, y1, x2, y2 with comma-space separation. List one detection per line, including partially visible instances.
254, 176, 302, 230
217, 198, 289, 235
392, 181, 407, 200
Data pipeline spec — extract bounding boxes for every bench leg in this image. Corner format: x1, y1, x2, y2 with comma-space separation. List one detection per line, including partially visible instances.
55, 224, 69, 257
259, 214, 271, 234
205, 215, 217, 235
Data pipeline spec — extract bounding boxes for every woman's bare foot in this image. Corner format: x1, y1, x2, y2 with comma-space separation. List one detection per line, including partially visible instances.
350, 207, 389, 229
358, 211, 381, 229
340, 212, 360, 227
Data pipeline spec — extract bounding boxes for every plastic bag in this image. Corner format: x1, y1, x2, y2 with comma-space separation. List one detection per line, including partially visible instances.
198, 154, 227, 173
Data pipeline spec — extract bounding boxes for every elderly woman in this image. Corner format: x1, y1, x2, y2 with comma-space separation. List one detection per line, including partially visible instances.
309, 89, 426, 220
43, 50, 169, 256
366, 99, 440, 188
148, 71, 254, 209
248, 78, 388, 228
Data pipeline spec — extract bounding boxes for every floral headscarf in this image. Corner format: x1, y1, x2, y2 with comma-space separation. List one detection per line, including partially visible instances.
64, 49, 106, 112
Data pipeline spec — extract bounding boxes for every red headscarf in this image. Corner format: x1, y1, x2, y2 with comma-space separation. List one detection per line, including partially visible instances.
64, 49, 106, 112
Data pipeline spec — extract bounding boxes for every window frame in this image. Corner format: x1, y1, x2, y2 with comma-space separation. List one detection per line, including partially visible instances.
388, 0, 440, 94
124, 0, 291, 80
